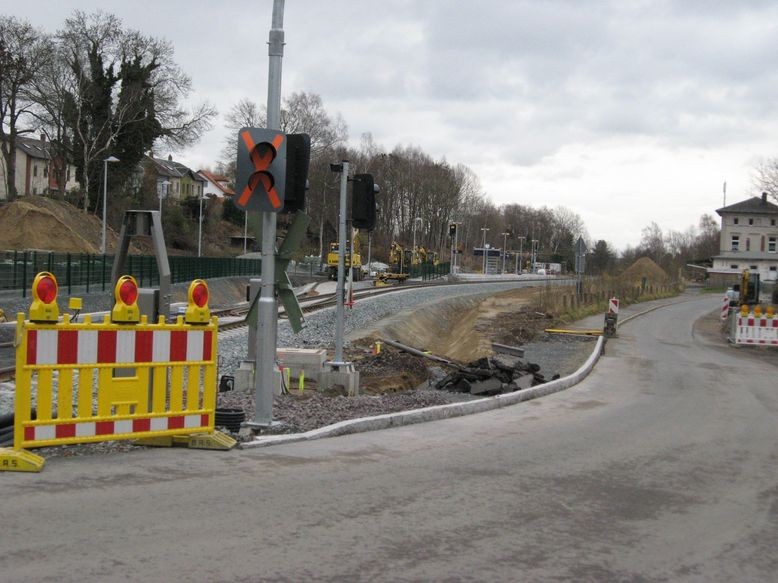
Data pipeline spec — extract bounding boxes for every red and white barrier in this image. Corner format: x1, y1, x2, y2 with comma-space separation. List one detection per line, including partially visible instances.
721, 295, 730, 322
25, 328, 213, 366
733, 314, 778, 346
608, 297, 619, 314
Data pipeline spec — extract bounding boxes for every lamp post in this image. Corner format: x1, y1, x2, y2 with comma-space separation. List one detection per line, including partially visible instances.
481, 227, 490, 274
517, 236, 525, 273
159, 180, 170, 215
500, 231, 509, 274
197, 189, 205, 257
101, 155, 119, 255
412, 217, 423, 251
531, 239, 539, 272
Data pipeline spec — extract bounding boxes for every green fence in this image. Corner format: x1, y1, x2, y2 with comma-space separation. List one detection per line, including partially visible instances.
0, 250, 264, 297
409, 261, 450, 281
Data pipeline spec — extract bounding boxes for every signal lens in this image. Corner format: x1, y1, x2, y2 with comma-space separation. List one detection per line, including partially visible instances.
119, 279, 138, 305
192, 282, 208, 307
37, 275, 57, 304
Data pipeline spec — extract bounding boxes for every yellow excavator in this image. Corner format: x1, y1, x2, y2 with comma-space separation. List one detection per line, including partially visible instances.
326, 229, 363, 281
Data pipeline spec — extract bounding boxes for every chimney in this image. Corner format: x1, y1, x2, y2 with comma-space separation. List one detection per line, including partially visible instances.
40, 133, 46, 142
763, 191, 768, 205
168, 154, 173, 161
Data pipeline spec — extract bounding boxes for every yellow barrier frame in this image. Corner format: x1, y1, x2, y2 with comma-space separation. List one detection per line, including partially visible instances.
1, 310, 233, 472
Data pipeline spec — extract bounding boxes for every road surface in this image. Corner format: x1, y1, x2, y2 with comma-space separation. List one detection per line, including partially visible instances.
2, 292, 777, 582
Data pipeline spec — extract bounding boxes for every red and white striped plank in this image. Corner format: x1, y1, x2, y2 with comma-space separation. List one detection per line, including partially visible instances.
23, 413, 211, 443
26, 328, 213, 366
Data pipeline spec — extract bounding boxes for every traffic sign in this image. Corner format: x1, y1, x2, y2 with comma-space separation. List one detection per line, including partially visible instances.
575, 236, 587, 274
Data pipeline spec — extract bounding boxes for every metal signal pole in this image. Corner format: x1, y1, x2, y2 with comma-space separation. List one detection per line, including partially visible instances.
253, 0, 284, 426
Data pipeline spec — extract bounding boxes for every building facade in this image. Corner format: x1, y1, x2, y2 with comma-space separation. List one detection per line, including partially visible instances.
709, 193, 778, 283
0, 135, 79, 200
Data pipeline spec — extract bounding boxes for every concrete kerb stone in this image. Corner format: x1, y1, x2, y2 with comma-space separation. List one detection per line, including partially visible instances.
241, 335, 605, 449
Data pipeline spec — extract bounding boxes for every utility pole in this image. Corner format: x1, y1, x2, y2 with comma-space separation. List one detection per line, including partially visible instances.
253, 0, 285, 426
481, 227, 489, 274
500, 231, 509, 274
517, 236, 525, 273
333, 161, 349, 364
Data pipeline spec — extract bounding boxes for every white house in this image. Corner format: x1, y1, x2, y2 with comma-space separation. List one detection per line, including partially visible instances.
0, 135, 79, 200
709, 192, 778, 282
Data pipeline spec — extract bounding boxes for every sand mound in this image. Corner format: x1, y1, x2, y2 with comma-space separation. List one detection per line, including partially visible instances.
620, 256, 670, 284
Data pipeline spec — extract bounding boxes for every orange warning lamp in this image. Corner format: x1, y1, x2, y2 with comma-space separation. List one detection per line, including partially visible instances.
29, 272, 60, 322
185, 279, 210, 324
112, 275, 140, 323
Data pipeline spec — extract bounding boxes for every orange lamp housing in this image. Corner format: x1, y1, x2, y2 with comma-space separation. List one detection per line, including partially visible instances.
111, 275, 140, 324
185, 279, 210, 324
29, 272, 60, 323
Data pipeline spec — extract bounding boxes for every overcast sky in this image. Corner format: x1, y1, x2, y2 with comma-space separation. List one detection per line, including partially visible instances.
11, 0, 778, 250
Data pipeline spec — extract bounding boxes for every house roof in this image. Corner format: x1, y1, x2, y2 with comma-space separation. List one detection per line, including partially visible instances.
716, 194, 778, 215
198, 169, 235, 196
15, 136, 51, 160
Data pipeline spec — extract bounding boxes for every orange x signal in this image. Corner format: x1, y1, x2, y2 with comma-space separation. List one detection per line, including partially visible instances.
238, 131, 285, 209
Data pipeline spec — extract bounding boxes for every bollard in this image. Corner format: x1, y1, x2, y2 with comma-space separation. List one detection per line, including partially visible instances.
299, 370, 305, 393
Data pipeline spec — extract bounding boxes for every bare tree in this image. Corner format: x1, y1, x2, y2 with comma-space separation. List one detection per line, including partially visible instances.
0, 16, 50, 200
751, 158, 778, 203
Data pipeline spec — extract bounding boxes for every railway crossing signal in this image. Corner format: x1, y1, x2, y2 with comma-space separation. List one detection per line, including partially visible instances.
351, 173, 377, 230
235, 127, 286, 213
282, 133, 311, 214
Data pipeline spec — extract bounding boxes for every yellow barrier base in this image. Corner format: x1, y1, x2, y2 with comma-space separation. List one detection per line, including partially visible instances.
134, 431, 236, 450
0, 448, 46, 472
544, 328, 603, 336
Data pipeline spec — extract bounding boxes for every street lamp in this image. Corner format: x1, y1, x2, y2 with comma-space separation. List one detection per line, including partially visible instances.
531, 239, 539, 272
197, 188, 206, 258
481, 227, 490, 274
158, 180, 170, 214
500, 232, 509, 274
412, 217, 423, 251
101, 155, 119, 255
517, 236, 526, 273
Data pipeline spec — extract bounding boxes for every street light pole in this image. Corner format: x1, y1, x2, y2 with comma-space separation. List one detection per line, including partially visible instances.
197, 191, 205, 257
481, 227, 490, 274
532, 239, 539, 272
500, 231, 509, 274
101, 155, 119, 255
517, 236, 525, 273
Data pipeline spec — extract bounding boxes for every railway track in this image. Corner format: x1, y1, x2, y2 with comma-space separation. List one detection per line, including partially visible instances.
0, 277, 566, 381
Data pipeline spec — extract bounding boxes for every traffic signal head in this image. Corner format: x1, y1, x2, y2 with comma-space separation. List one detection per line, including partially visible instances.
352, 173, 378, 230
235, 127, 286, 213
449, 223, 456, 238
29, 271, 60, 323
112, 275, 140, 324
282, 133, 311, 214
185, 279, 211, 325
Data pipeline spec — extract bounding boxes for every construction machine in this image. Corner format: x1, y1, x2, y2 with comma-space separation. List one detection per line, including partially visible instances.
326, 229, 363, 281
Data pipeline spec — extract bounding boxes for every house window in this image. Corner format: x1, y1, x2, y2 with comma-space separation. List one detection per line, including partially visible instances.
66, 169, 70, 181
734, 217, 739, 225
730, 264, 739, 269
746, 238, 751, 251
748, 218, 754, 225
43, 167, 48, 178
33, 165, 38, 177
770, 266, 777, 272
750, 265, 758, 270
769, 237, 777, 253
772, 219, 776, 226
731, 235, 739, 251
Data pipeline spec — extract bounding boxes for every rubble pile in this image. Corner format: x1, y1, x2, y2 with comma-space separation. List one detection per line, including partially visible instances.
435, 355, 560, 396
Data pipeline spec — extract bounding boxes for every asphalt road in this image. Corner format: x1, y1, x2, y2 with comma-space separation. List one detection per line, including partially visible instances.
2, 292, 777, 582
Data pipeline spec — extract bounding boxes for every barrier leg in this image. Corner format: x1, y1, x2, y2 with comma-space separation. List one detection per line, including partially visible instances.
0, 448, 45, 472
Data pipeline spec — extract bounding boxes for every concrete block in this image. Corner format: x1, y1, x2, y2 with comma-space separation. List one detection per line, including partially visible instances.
468, 377, 502, 395
319, 362, 360, 396
277, 348, 327, 380
514, 372, 534, 390
233, 360, 283, 396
